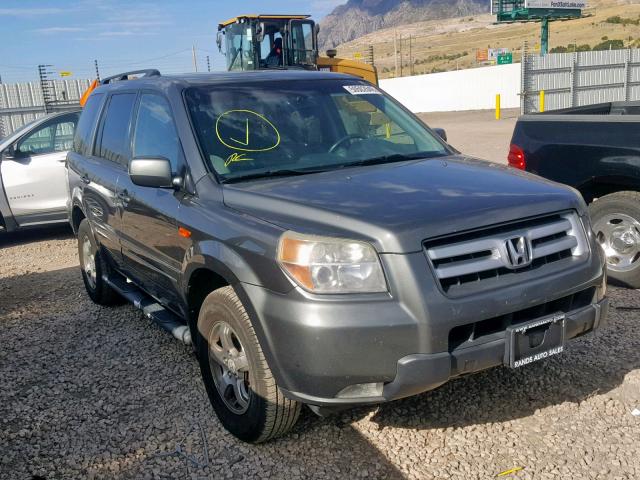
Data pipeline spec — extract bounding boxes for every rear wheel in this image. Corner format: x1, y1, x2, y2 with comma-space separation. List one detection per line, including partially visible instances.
590, 191, 640, 288
77, 219, 122, 305
197, 286, 301, 443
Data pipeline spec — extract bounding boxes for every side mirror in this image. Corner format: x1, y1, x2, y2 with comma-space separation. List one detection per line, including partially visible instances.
255, 23, 264, 43
216, 31, 223, 52
129, 157, 173, 188
1, 145, 18, 160
433, 128, 448, 142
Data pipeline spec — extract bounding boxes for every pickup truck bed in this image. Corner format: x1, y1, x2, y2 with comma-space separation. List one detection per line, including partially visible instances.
509, 101, 640, 287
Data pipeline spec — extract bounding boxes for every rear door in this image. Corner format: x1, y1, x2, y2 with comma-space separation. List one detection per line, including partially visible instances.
1, 112, 78, 225
118, 92, 188, 311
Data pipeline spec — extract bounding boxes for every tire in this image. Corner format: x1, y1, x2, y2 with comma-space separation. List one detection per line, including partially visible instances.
77, 219, 122, 305
197, 286, 301, 443
590, 191, 640, 289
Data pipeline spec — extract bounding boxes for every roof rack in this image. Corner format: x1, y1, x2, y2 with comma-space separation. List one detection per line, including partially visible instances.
101, 69, 161, 85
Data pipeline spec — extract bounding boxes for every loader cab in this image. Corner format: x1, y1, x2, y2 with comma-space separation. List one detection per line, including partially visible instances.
217, 15, 318, 71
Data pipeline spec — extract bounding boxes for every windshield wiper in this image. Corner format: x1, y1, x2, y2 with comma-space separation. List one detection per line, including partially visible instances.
221, 153, 447, 184
337, 152, 444, 169
221, 168, 326, 184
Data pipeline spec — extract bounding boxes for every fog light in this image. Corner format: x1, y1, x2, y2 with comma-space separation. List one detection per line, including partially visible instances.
336, 382, 384, 399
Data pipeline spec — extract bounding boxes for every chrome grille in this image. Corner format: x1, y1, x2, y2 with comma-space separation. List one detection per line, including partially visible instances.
425, 212, 588, 294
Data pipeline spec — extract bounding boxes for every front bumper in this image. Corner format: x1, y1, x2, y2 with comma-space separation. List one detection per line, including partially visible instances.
280, 298, 609, 407
238, 241, 607, 408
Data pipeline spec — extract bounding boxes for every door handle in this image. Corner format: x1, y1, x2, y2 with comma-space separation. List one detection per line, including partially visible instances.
81, 174, 90, 184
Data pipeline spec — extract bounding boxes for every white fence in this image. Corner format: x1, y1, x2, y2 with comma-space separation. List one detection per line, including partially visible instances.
380, 63, 521, 113
0, 79, 90, 138
522, 48, 640, 113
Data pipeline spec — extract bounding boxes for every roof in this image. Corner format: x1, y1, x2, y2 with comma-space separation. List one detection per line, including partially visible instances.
218, 14, 311, 29
93, 70, 357, 93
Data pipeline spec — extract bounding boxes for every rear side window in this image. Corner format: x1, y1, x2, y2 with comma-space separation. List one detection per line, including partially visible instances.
132, 94, 181, 171
73, 93, 103, 156
98, 93, 137, 166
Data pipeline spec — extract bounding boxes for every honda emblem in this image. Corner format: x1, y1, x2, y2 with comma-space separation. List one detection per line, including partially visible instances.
505, 236, 532, 269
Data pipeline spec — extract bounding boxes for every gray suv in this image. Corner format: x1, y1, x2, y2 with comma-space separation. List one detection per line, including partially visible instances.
68, 69, 608, 443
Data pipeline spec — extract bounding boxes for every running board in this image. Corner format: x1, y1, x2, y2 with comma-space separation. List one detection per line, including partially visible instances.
103, 274, 192, 345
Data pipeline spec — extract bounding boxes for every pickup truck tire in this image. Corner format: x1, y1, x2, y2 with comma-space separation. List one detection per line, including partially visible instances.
77, 219, 122, 305
197, 286, 301, 443
590, 191, 640, 288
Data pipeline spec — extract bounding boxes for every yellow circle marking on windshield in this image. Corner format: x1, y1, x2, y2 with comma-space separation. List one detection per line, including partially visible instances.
215, 109, 281, 152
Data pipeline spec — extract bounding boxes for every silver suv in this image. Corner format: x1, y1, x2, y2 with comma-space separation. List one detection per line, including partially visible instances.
0, 111, 79, 232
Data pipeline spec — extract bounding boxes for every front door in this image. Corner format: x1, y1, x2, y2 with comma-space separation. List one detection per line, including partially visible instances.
1, 112, 78, 226
86, 92, 137, 266
119, 93, 188, 313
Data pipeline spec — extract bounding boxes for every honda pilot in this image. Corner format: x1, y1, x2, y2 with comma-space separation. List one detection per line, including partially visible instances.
67, 69, 608, 443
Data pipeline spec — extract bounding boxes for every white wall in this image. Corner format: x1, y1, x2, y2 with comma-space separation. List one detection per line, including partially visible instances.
379, 63, 521, 113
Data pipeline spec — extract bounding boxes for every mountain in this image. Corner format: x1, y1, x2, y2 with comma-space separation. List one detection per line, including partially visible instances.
318, 0, 489, 50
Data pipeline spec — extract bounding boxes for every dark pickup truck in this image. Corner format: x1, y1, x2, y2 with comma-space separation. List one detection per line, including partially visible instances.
509, 101, 640, 287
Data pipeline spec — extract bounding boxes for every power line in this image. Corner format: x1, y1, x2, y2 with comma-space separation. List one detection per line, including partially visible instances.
97, 48, 192, 68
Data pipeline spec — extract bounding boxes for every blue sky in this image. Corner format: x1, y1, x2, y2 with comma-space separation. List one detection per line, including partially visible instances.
0, 0, 345, 83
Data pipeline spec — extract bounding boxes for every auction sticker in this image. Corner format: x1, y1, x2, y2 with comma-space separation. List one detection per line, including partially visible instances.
343, 85, 381, 95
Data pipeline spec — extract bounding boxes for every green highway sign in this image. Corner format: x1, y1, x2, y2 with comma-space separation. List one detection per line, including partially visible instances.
497, 53, 513, 64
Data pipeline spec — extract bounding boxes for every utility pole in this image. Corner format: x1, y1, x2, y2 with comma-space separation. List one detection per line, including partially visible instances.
94, 59, 101, 81
206, 55, 211, 72
192, 45, 198, 72
399, 34, 403, 77
409, 35, 413, 75
394, 31, 398, 77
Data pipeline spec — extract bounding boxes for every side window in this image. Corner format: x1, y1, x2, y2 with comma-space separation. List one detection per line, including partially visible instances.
74, 93, 104, 156
132, 94, 181, 171
98, 93, 137, 166
17, 115, 78, 156
53, 117, 78, 151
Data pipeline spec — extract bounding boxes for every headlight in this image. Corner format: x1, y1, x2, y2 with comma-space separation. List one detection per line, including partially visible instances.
277, 231, 387, 294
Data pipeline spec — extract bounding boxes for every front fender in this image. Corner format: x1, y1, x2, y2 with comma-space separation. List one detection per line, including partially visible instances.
181, 241, 294, 391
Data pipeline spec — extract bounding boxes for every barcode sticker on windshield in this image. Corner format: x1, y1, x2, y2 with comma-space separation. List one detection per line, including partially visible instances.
343, 85, 381, 95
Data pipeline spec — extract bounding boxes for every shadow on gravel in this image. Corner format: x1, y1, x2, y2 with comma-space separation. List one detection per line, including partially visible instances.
366, 307, 640, 432
0, 224, 73, 249
0, 266, 80, 318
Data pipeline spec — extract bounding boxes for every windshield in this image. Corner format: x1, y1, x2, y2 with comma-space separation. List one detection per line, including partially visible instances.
185, 80, 450, 182
224, 23, 256, 71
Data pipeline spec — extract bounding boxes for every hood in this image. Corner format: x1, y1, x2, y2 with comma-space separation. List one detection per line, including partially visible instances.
222, 156, 586, 253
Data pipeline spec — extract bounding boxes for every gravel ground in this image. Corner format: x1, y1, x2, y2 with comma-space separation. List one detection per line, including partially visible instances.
1, 226, 640, 480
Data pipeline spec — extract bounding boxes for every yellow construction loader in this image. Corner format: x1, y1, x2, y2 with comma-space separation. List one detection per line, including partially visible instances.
217, 14, 378, 85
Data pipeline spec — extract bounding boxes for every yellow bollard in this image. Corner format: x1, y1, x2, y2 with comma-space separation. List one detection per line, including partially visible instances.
539, 90, 545, 113
495, 94, 501, 120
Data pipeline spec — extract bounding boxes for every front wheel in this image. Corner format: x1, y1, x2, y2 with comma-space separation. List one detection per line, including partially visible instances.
197, 286, 301, 443
590, 191, 640, 288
